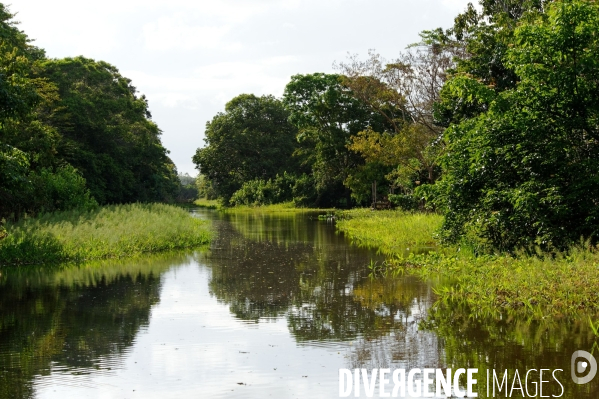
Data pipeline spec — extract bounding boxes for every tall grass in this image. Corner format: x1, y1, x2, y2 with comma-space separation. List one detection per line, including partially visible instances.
193, 198, 221, 209
222, 201, 331, 213
0, 203, 211, 266
335, 209, 442, 253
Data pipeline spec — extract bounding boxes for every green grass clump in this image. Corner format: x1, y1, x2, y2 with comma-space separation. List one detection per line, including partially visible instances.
335, 209, 442, 253
0, 203, 212, 266
389, 248, 599, 317
223, 201, 331, 214
193, 198, 222, 209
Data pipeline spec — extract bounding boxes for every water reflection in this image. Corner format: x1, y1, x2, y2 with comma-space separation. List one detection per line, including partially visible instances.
0, 254, 186, 399
0, 210, 597, 398
202, 211, 423, 343
423, 303, 599, 397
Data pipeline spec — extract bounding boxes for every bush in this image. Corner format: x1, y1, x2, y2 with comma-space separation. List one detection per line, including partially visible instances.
34, 166, 98, 213
437, 0, 599, 252
291, 173, 317, 207
388, 194, 418, 211
229, 173, 296, 206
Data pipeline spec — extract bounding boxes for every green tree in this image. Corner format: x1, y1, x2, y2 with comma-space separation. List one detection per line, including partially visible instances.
438, 0, 599, 251
0, 4, 96, 219
336, 36, 457, 197
193, 94, 298, 203
39, 56, 179, 204
282, 73, 390, 206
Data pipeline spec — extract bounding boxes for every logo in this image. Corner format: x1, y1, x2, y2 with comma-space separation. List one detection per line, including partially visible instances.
571, 350, 597, 384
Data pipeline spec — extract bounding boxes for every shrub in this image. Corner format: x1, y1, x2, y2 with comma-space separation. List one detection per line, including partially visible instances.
388, 194, 418, 211
229, 173, 296, 206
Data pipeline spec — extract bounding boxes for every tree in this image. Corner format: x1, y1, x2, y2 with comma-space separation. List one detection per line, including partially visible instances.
336, 34, 458, 193
40, 57, 179, 204
282, 73, 390, 206
438, 0, 599, 251
193, 94, 298, 203
0, 5, 96, 218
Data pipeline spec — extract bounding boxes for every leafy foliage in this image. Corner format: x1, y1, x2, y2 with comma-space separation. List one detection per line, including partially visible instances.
283, 73, 390, 206
438, 0, 599, 251
0, 5, 179, 222
40, 57, 179, 204
229, 173, 296, 206
193, 94, 298, 203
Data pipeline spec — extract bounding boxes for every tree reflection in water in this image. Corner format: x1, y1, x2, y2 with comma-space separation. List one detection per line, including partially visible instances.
2, 211, 598, 398
201, 211, 599, 398
201, 212, 441, 369
0, 254, 185, 399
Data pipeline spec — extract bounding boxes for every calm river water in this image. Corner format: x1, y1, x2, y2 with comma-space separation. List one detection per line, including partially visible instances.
0, 210, 597, 398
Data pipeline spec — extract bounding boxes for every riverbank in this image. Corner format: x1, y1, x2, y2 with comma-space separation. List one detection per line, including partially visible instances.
193, 199, 330, 214
335, 209, 442, 252
0, 203, 212, 266
193, 198, 221, 209
336, 209, 599, 318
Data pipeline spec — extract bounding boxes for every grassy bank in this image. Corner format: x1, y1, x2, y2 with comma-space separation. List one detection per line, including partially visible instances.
336, 209, 599, 317
192, 198, 332, 213
221, 201, 330, 214
0, 203, 211, 266
193, 198, 221, 209
336, 209, 442, 253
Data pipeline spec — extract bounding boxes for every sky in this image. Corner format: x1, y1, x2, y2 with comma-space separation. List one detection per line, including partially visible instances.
8, 0, 474, 175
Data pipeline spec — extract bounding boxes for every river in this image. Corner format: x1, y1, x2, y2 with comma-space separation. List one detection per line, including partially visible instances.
0, 209, 597, 398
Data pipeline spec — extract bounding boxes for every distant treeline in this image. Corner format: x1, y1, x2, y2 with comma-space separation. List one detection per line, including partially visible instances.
0, 4, 180, 222
195, 0, 599, 253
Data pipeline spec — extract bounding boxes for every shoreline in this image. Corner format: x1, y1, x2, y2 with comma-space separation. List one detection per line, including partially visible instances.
335, 209, 599, 319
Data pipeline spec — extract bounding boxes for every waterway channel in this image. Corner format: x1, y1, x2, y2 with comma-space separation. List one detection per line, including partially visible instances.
0, 209, 597, 398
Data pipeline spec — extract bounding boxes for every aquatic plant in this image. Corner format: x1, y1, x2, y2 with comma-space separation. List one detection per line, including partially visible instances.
336, 208, 599, 318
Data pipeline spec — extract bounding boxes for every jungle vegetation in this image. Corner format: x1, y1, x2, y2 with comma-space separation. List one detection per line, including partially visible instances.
194, 0, 599, 254
0, 4, 183, 224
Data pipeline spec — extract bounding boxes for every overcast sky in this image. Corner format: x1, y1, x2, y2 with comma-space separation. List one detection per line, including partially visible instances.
8, 0, 473, 175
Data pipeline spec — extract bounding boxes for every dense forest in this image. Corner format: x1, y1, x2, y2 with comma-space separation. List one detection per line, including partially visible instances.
195, 0, 599, 252
0, 4, 180, 222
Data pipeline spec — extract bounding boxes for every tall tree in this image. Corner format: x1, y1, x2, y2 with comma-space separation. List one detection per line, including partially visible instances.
40, 57, 179, 204
438, 0, 599, 251
0, 4, 96, 218
282, 73, 389, 206
336, 34, 457, 192
193, 94, 298, 203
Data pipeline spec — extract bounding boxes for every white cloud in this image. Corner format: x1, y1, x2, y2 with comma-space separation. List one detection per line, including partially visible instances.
124, 55, 298, 109
142, 16, 237, 51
